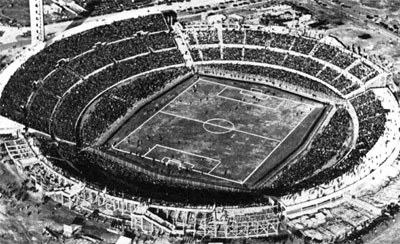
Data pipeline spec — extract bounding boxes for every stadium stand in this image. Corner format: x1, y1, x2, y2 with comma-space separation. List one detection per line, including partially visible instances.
0, 18, 390, 213
35, 138, 266, 206
201, 63, 338, 97
186, 27, 368, 95
222, 29, 245, 44
81, 67, 190, 144
53, 49, 184, 142
349, 61, 379, 82
41, 69, 80, 96
243, 48, 286, 65
27, 90, 59, 133
312, 43, 357, 69
222, 47, 243, 61
277, 91, 387, 195
195, 29, 219, 45
201, 48, 221, 61
282, 55, 324, 77
272, 108, 351, 189
67, 31, 176, 76
0, 14, 167, 112
189, 49, 201, 62
291, 37, 318, 54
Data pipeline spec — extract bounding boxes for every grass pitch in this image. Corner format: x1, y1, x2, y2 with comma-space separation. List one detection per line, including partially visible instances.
113, 76, 325, 184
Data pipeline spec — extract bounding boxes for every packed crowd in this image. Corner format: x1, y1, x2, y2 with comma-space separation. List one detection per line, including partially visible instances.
349, 61, 378, 82
273, 91, 387, 195
41, 69, 79, 96
269, 33, 296, 50
316, 66, 341, 85
351, 92, 387, 150
68, 31, 176, 76
202, 47, 360, 95
331, 75, 360, 94
189, 27, 373, 68
27, 90, 59, 133
317, 69, 361, 95
244, 48, 286, 65
272, 108, 351, 189
190, 49, 201, 62
223, 47, 243, 61
0, 81, 31, 122
312, 43, 357, 69
0, 14, 168, 126
187, 27, 362, 95
53, 49, 184, 142
222, 29, 245, 44
35, 138, 268, 206
195, 29, 219, 45
186, 31, 197, 45
245, 30, 296, 50
245, 30, 267, 46
202, 63, 338, 97
81, 67, 190, 144
282, 55, 324, 77
290, 37, 318, 54
201, 48, 221, 61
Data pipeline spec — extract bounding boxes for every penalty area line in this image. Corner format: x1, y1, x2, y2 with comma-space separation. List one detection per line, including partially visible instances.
114, 79, 202, 147
207, 161, 223, 174
152, 144, 221, 164
216, 93, 277, 111
192, 168, 244, 184
200, 78, 304, 106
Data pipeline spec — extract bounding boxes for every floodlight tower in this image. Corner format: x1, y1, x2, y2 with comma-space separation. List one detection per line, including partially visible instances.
29, 0, 45, 44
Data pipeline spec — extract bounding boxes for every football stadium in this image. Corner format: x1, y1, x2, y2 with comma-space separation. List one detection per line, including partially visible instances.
1, 3, 400, 242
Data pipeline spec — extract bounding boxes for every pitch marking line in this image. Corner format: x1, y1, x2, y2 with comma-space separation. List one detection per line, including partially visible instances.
240, 89, 270, 100
208, 81, 279, 110
111, 145, 163, 162
275, 100, 284, 110
161, 156, 195, 169
250, 88, 263, 93
240, 89, 285, 111
114, 79, 202, 147
149, 144, 221, 165
160, 110, 281, 143
215, 86, 228, 97
199, 78, 306, 105
161, 157, 170, 163
208, 161, 223, 174
240, 87, 305, 106
143, 155, 163, 163
115, 143, 242, 184
143, 145, 158, 157
242, 105, 315, 183
192, 168, 243, 184
216, 93, 278, 111
113, 77, 313, 183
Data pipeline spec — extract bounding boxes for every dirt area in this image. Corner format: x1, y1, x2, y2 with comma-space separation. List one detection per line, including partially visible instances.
326, 21, 400, 69
366, 213, 400, 244
0, 159, 121, 244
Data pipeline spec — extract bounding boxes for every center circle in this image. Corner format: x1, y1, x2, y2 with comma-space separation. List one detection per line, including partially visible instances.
203, 118, 235, 134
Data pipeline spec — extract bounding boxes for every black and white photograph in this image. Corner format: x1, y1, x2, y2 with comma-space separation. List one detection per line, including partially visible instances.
0, 0, 400, 243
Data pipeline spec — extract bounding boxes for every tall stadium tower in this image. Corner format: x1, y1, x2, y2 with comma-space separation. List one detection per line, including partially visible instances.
29, 0, 45, 44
